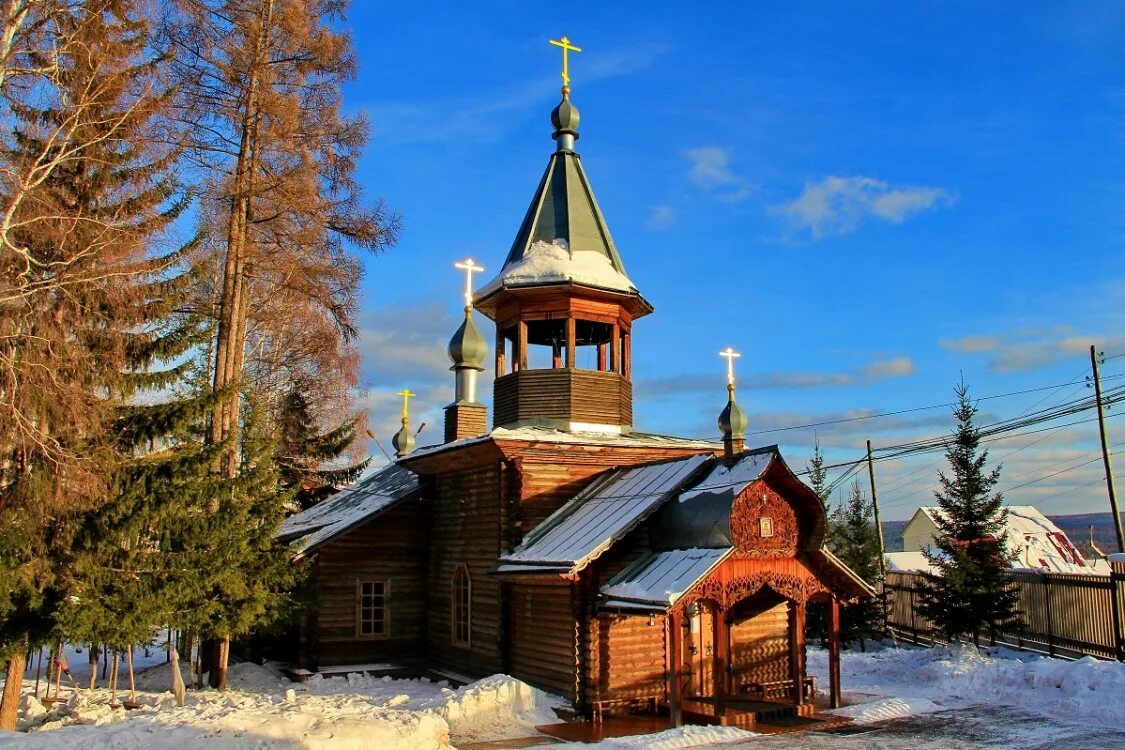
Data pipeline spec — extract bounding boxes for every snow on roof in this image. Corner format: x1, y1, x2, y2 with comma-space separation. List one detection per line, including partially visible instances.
912, 504, 1093, 574
676, 448, 774, 505
475, 239, 638, 298
885, 551, 937, 574
498, 454, 711, 574
405, 424, 719, 461
600, 547, 732, 611
277, 463, 419, 556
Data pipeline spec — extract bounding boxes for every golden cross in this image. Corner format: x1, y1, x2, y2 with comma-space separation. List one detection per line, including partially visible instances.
396, 389, 416, 421
719, 347, 741, 386
548, 36, 582, 88
454, 258, 484, 307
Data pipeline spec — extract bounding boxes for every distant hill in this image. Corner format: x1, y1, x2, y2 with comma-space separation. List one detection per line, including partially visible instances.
878, 511, 1124, 557
1048, 512, 1123, 557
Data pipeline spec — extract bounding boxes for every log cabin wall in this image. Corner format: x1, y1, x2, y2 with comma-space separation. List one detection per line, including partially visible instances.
509, 579, 579, 700
493, 369, 632, 428
588, 611, 667, 708
426, 462, 506, 676
581, 526, 663, 709
306, 498, 429, 668
729, 597, 790, 692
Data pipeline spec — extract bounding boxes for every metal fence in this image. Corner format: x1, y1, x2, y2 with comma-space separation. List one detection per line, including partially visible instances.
884, 559, 1125, 661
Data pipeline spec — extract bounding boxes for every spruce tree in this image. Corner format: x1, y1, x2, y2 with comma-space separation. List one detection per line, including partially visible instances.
916, 381, 1019, 646
275, 389, 369, 510
0, 1, 188, 726
805, 441, 832, 643
827, 481, 885, 648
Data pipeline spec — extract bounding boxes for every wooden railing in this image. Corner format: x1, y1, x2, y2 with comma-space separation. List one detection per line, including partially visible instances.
884, 559, 1125, 661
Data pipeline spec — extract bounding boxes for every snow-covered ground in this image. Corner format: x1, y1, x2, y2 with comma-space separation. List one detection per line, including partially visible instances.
2, 643, 1124, 749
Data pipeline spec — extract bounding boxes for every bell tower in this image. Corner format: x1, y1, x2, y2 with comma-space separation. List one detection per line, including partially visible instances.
474, 47, 652, 434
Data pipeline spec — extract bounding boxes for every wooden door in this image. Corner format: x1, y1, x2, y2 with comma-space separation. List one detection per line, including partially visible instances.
684, 605, 714, 699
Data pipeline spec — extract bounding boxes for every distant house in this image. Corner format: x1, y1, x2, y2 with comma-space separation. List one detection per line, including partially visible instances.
888, 505, 1099, 575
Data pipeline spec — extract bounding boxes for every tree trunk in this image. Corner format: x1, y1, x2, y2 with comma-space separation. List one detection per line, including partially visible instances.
0, 634, 29, 731
207, 636, 230, 691
87, 644, 99, 690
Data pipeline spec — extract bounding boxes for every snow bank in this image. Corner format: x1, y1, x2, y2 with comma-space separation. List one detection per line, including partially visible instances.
809, 642, 1125, 729
555, 725, 755, 749
440, 674, 562, 742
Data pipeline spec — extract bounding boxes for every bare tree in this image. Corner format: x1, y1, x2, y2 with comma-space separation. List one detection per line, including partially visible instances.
168, 0, 397, 689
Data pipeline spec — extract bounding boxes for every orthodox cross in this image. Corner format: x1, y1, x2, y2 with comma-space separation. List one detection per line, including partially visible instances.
719, 347, 741, 386
396, 389, 415, 422
454, 258, 484, 307
548, 36, 582, 88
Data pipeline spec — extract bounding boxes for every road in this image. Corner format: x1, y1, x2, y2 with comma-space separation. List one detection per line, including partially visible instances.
714, 705, 1125, 750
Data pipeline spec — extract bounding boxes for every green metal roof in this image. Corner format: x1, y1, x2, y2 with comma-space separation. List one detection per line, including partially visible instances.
501, 127, 630, 277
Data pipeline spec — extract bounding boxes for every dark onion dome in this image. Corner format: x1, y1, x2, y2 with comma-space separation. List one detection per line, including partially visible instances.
718, 390, 748, 440
447, 308, 488, 371
551, 95, 580, 138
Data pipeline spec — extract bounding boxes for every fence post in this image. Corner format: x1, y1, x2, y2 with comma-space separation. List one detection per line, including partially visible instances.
1043, 574, 1055, 658
1111, 561, 1124, 662
909, 581, 918, 645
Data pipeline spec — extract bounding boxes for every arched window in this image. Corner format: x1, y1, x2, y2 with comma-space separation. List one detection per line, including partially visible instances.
452, 564, 471, 647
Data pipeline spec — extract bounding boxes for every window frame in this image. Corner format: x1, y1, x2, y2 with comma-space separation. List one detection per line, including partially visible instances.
356, 578, 390, 640
451, 563, 472, 648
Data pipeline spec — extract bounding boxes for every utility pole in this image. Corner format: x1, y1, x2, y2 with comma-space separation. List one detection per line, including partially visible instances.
1090, 345, 1124, 553
867, 439, 890, 638
867, 439, 888, 577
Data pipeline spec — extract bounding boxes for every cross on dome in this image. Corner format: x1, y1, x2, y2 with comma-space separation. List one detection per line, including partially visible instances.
548, 36, 582, 91
396, 389, 416, 422
454, 258, 484, 308
719, 347, 741, 386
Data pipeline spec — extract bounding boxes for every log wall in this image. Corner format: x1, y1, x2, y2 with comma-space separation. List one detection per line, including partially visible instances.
588, 611, 667, 706
493, 369, 633, 429
426, 462, 506, 676
729, 598, 790, 691
509, 579, 578, 699
305, 498, 429, 667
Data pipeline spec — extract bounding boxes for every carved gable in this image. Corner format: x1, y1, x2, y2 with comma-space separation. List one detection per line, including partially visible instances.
730, 479, 800, 557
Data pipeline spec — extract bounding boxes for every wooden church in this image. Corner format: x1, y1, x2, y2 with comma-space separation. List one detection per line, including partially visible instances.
277, 47, 874, 727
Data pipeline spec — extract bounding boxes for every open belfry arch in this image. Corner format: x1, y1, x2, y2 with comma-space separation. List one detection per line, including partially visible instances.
276, 36, 874, 729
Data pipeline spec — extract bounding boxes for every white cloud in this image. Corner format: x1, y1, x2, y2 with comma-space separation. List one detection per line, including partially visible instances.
862, 356, 916, 380
682, 146, 755, 203
941, 335, 1002, 353
646, 205, 677, 231
637, 354, 916, 397
943, 329, 1125, 373
773, 176, 955, 237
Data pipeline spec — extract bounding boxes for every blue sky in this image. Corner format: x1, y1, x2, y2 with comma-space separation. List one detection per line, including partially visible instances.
342, 3, 1125, 521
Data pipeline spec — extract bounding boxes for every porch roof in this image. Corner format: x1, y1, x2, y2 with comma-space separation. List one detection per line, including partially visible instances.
600, 547, 733, 611
276, 463, 420, 557
495, 453, 711, 575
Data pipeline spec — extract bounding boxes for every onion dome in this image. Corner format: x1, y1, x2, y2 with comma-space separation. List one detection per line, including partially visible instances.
718, 385, 748, 440
392, 419, 415, 458
551, 94, 580, 148
447, 307, 488, 371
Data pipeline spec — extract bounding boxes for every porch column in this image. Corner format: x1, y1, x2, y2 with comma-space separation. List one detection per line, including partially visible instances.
712, 605, 729, 717
828, 597, 842, 709
667, 608, 683, 728
789, 601, 807, 706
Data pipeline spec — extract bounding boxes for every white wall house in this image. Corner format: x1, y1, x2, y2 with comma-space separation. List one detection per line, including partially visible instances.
890, 505, 1101, 575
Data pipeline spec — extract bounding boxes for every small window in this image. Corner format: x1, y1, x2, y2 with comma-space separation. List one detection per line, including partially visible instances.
759, 517, 775, 538
357, 580, 388, 638
452, 564, 471, 647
